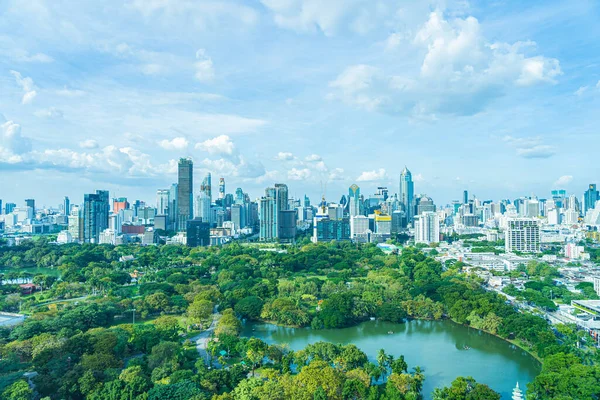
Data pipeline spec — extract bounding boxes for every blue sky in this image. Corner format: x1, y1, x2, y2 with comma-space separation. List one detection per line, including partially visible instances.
1, 0, 599, 208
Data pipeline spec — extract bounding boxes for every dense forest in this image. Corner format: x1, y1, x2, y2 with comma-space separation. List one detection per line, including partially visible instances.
1, 240, 599, 399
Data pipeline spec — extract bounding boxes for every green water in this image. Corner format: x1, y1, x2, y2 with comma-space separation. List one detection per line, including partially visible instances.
241, 319, 540, 399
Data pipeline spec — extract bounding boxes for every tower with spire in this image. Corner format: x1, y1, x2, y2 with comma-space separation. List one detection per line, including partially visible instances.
512, 382, 524, 400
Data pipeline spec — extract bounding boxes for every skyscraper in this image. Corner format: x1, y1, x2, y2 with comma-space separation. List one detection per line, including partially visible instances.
83, 190, 109, 243
463, 190, 468, 204
186, 218, 210, 247
399, 167, 414, 222
5, 203, 16, 214
348, 184, 361, 217
113, 197, 129, 213
177, 158, 193, 231
584, 184, 599, 214
259, 188, 277, 241
156, 189, 170, 215
63, 196, 70, 215
197, 172, 212, 224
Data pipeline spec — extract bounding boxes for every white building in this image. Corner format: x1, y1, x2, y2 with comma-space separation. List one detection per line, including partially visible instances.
350, 215, 369, 239
505, 218, 540, 253
57, 230, 73, 244
594, 277, 600, 296
414, 212, 440, 244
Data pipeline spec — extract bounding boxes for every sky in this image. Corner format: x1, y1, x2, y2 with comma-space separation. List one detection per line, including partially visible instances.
1, 0, 600, 208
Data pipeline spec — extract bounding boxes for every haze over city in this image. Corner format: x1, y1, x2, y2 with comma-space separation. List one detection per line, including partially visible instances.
1, 0, 600, 206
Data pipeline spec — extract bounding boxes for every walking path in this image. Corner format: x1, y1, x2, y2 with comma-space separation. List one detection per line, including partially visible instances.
190, 308, 221, 365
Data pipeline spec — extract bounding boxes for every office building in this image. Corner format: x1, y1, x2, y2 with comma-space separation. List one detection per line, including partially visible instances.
415, 195, 435, 216
505, 218, 540, 253
313, 217, 351, 242
83, 190, 110, 243
4, 202, 16, 214
0, 199, 2, 215
463, 190, 468, 204
414, 212, 440, 244
186, 218, 210, 247
25, 199, 35, 213
350, 215, 370, 238
584, 184, 599, 214
68, 205, 83, 242
399, 167, 415, 222
374, 212, 392, 235
177, 158, 194, 230
349, 184, 361, 217
63, 196, 70, 215
278, 209, 297, 242
391, 210, 407, 233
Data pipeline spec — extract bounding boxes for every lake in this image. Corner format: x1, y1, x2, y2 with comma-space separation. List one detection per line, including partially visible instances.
241, 319, 540, 399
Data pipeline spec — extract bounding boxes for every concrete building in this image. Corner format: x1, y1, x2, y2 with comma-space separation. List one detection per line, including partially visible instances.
505, 218, 540, 253
177, 158, 194, 231
186, 218, 210, 247
414, 211, 439, 244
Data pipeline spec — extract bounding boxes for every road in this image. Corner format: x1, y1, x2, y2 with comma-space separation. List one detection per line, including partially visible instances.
189, 308, 221, 365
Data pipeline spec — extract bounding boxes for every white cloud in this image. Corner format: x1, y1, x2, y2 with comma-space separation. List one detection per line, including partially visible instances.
575, 86, 588, 96
357, 168, 386, 181
79, 139, 99, 149
10, 70, 37, 104
34, 107, 64, 119
201, 155, 265, 179
275, 152, 295, 161
597, 80, 600, 89
554, 175, 573, 186
195, 49, 215, 82
141, 63, 166, 75
195, 135, 235, 155
503, 135, 556, 159
0, 121, 32, 161
516, 145, 556, 159
56, 87, 85, 97
288, 167, 311, 180
328, 11, 562, 117
305, 154, 323, 162
11, 50, 53, 63
413, 173, 424, 182
159, 137, 189, 150
328, 167, 345, 180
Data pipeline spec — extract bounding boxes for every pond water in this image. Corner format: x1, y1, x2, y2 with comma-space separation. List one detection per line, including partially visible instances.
241, 319, 540, 399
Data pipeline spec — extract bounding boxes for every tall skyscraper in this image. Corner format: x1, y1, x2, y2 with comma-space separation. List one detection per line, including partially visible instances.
177, 158, 193, 231
197, 172, 212, 224
259, 188, 277, 241
219, 177, 225, 200
63, 196, 70, 215
584, 184, 599, 214
463, 190, 468, 204
83, 190, 109, 243
399, 167, 414, 222
156, 189, 170, 215
348, 184, 361, 217
0, 199, 3, 215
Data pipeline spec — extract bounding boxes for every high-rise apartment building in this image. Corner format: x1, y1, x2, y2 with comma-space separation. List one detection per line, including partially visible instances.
197, 172, 212, 225
414, 212, 439, 244
399, 167, 414, 222
177, 158, 193, 231
83, 190, 109, 243
505, 218, 540, 253
259, 189, 277, 241
415, 195, 435, 216
156, 189, 170, 215
113, 197, 129, 213
169, 183, 178, 231
219, 177, 225, 200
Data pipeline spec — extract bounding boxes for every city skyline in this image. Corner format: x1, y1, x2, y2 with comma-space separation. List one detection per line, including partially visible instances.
1, 1, 600, 204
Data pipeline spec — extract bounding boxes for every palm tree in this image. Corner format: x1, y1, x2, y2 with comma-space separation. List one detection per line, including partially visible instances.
412, 366, 425, 393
